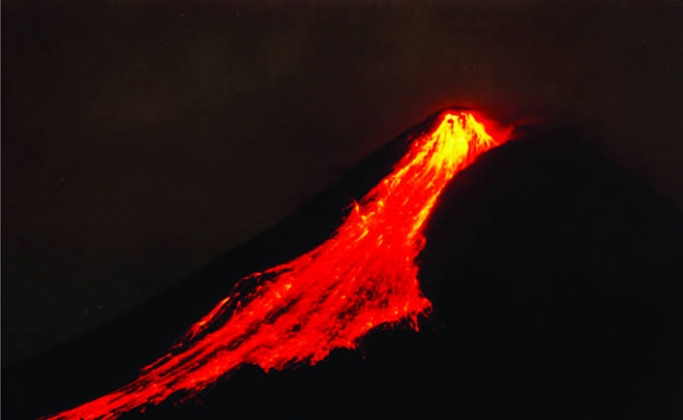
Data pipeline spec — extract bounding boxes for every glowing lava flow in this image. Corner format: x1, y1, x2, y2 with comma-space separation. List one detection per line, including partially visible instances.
46, 111, 508, 419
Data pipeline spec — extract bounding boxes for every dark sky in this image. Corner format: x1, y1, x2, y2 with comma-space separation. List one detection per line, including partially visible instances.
2, 0, 683, 366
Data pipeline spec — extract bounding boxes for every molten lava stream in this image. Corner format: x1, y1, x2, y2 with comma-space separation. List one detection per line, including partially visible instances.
45, 110, 509, 419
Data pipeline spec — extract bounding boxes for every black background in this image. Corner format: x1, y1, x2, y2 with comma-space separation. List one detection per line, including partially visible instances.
3, 0, 683, 377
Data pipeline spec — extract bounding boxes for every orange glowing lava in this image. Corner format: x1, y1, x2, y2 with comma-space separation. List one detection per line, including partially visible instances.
45, 110, 508, 419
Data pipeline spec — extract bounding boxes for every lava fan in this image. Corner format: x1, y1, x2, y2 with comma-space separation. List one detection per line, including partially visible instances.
44, 110, 510, 419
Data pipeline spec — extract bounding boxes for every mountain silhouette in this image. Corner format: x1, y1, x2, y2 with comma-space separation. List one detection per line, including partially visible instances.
3, 109, 683, 420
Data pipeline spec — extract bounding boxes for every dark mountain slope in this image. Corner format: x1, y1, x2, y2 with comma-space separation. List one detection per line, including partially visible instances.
3, 114, 683, 420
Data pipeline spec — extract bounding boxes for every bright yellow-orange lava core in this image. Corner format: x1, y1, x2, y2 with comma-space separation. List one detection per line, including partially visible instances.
46, 111, 508, 419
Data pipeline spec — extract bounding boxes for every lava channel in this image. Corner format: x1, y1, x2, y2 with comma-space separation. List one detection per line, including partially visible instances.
45, 110, 510, 419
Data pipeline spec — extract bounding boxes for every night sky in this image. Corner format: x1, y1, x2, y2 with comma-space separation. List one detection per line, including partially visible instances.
3, 0, 683, 367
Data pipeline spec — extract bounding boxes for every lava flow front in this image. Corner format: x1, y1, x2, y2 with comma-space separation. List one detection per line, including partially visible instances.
45, 110, 508, 419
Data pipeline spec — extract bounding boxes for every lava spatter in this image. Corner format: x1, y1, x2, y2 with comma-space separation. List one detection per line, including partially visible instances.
45, 110, 509, 419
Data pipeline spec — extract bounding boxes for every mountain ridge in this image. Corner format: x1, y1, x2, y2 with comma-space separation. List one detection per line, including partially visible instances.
3, 111, 682, 419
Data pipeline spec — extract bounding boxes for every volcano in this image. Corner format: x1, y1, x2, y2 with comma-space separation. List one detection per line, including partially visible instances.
3, 108, 683, 420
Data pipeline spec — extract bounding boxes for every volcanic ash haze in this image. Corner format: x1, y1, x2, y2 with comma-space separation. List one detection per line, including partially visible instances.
44, 111, 509, 419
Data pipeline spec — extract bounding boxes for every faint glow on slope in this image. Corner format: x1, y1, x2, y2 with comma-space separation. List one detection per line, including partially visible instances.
45, 111, 508, 419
